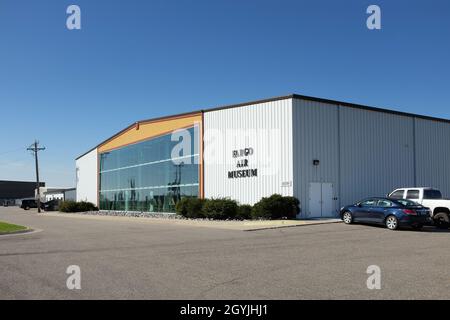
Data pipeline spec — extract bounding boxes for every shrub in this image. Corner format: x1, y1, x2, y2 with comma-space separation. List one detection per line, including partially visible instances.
59, 201, 77, 212
175, 198, 189, 217
175, 195, 299, 220
202, 198, 238, 220
236, 204, 253, 220
59, 201, 98, 213
77, 201, 99, 212
252, 194, 300, 220
175, 197, 205, 218
282, 196, 301, 218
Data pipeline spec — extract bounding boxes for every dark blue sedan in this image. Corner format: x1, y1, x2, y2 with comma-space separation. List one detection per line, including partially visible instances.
340, 197, 432, 230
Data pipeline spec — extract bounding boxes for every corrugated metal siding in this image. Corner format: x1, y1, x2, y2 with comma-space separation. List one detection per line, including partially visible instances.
293, 99, 417, 217
203, 98, 293, 205
339, 107, 415, 206
415, 118, 450, 197
292, 99, 340, 218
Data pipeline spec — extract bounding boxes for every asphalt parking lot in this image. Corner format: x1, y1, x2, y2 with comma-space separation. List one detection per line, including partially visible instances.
1, 207, 449, 299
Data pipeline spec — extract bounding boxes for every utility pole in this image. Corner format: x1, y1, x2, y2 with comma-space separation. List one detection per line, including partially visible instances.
27, 141, 45, 213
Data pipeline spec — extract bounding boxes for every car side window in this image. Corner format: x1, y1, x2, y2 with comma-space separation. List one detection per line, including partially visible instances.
361, 199, 377, 207
406, 189, 420, 200
390, 190, 404, 199
377, 199, 393, 207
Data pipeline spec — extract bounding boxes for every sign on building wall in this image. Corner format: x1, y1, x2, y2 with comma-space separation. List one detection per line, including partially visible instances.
227, 147, 258, 179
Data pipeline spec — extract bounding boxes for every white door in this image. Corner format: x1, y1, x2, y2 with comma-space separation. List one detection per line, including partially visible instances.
308, 183, 322, 218
321, 183, 334, 217
308, 182, 334, 218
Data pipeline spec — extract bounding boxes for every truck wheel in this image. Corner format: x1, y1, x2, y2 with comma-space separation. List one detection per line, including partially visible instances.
433, 212, 450, 229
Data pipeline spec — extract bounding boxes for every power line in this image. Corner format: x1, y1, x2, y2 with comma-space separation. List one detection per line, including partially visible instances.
27, 140, 45, 213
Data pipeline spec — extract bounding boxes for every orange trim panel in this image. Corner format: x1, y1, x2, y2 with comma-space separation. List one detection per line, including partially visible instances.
98, 114, 202, 153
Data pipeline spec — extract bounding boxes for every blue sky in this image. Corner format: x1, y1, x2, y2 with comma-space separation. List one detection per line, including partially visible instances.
0, 0, 449, 187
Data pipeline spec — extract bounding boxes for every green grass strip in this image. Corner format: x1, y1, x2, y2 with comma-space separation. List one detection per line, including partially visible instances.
0, 221, 28, 234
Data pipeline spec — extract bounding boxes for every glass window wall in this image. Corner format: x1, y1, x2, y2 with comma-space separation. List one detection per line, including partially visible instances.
99, 126, 199, 212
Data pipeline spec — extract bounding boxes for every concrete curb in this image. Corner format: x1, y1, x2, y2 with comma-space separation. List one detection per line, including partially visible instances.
243, 220, 342, 231
0, 228, 42, 237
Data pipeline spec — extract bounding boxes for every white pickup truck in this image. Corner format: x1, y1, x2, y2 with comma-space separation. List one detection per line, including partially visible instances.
388, 187, 450, 229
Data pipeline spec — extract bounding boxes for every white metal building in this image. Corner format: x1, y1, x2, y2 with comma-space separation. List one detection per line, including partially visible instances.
39, 187, 77, 202
76, 94, 450, 218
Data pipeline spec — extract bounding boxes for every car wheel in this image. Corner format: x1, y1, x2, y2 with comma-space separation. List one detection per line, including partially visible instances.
25, 206, 30, 210
433, 212, 450, 229
385, 215, 399, 230
342, 211, 353, 224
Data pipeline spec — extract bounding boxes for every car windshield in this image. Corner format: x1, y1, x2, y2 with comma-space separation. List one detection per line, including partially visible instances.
395, 199, 419, 207
423, 189, 442, 199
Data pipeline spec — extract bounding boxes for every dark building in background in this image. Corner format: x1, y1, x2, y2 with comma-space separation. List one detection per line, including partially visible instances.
0, 180, 45, 205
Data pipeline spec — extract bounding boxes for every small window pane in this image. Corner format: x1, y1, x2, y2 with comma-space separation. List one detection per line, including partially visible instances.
362, 199, 377, 206
390, 190, 404, 199
423, 189, 442, 199
396, 199, 418, 207
406, 190, 420, 199
377, 200, 392, 207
